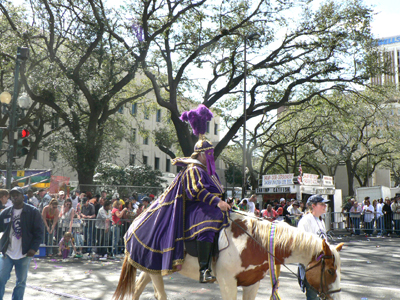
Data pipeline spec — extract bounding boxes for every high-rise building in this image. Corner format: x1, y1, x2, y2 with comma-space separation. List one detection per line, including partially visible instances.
371, 35, 400, 87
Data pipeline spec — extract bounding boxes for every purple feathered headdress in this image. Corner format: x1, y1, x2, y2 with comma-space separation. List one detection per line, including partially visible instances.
180, 104, 216, 176
180, 104, 213, 137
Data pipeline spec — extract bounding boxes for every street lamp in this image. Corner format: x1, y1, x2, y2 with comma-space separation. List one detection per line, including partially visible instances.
1, 47, 29, 189
18, 93, 32, 109
242, 32, 260, 199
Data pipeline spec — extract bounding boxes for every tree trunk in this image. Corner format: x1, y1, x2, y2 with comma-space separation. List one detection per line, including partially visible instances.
346, 160, 355, 196
171, 113, 197, 157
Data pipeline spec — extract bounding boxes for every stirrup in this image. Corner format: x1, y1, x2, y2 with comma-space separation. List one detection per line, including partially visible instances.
199, 269, 216, 283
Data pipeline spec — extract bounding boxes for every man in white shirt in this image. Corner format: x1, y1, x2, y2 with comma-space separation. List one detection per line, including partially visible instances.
27, 189, 39, 208
376, 199, 384, 236
0, 186, 44, 299
245, 194, 257, 214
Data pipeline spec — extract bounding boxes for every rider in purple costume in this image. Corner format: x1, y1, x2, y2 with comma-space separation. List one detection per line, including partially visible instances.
124, 105, 230, 283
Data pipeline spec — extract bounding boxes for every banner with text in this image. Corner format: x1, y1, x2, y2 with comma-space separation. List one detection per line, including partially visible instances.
262, 174, 294, 186
301, 173, 319, 185
322, 176, 334, 186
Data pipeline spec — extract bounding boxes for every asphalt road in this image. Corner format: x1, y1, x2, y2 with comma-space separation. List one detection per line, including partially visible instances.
4, 234, 400, 300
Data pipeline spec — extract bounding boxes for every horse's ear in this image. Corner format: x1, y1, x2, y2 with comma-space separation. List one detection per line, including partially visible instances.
335, 242, 344, 252
322, 239, 332, 255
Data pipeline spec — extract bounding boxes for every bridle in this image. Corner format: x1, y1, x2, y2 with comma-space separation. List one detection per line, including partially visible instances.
305, 253, 342, 300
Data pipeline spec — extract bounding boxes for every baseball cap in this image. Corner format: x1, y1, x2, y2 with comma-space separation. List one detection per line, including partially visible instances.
142, 196, 151, 203
10, 186, 24, 195
148, 194, 155, 199
280, 198, 285, 203
307, 195, 329, 205
59, 191, 65, 195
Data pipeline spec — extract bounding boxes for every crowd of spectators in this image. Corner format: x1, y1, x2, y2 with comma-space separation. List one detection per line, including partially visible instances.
227, 195, 306, 227
343, 196, 400, 237
0, 187, 157, 258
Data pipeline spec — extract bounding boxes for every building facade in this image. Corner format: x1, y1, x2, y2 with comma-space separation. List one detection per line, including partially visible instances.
12, 101, 225, 187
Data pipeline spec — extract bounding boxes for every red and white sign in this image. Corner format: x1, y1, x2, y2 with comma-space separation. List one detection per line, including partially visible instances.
322, 176, 334, 186
301, 173, 319, 185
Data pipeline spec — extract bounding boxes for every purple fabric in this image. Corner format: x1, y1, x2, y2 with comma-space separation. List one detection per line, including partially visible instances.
180, 104, 213, 136
62, 249, 70, 259
197, 231, 215, 243
205, 148, 216, 176
124, 162, 229, 275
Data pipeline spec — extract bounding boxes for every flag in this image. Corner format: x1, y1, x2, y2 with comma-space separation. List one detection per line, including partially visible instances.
297, 162, 303, 184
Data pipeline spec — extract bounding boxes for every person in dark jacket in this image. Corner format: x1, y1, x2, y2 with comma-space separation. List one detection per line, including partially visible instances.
382, 197, 393, 236
0, 186, 44, 299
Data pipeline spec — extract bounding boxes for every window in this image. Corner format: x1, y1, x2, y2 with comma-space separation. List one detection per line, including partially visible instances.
33, 119, 39, 127
132, 103, 137, 115
118, 106, 124, 114
156, 109, 161, 122
33, 150, 38, 160
154, 157, 160, 170
132, 128, 137, 143
144, 107, 150, 120
206, 121, 210, 133
51, 113, 59, 130
166, 158, 170, 172
143, 136, 148, 145
129, 154, 135, 165
49, 152, 57, 162
143, 155, 148, 165
214, 123, 218, 135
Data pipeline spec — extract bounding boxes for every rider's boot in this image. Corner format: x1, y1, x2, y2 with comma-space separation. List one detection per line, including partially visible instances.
197, 241, 216, 283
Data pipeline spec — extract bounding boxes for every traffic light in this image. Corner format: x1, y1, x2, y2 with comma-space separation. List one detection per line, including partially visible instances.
17, 128, 30, 157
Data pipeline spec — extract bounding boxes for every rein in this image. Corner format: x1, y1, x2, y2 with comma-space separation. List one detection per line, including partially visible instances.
229, 211, 341, 300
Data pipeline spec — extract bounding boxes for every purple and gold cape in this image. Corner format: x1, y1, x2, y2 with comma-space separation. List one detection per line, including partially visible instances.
124, 158, 229, 275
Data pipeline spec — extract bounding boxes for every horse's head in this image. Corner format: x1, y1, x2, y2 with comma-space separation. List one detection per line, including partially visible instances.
305, 239, 344, 300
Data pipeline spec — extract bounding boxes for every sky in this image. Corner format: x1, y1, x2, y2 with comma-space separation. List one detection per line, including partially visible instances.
9, 0, 400, 39
364, 0, 400, 39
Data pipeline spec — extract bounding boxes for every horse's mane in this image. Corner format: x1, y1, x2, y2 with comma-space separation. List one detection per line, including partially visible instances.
230, 212, 340, 267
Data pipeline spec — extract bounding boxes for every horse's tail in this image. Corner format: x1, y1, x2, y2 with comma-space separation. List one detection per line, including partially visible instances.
113, 254, 137, 300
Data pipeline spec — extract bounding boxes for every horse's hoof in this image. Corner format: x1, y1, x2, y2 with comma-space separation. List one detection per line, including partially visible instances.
199, 270, 216, 283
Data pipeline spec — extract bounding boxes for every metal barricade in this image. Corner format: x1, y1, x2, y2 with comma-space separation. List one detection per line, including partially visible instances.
40, 218, 133, 257
287, 215, 301, 227
325, 211, 400, 236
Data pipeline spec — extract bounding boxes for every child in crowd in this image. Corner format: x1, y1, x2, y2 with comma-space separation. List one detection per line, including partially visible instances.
58, 232, 78, 259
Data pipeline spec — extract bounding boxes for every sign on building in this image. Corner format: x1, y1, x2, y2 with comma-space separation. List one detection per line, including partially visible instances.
302, 173, 319, 185
262, 174, 294, 186
322, 176, 334, 186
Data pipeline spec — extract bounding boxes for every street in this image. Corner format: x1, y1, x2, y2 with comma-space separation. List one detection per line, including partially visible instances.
4, 235, 400, 300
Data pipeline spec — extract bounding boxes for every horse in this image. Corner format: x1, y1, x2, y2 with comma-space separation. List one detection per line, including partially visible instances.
113, 212, 343, 300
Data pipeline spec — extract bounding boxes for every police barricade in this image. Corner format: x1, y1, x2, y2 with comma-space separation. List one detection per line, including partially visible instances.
326, 211, 400, 236
39, 211, 400, 257
40, 218, 133, 257
287, 215, 301, 227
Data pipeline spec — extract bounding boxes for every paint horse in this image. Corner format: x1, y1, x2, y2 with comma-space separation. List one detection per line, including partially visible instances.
114, 212, 343, 300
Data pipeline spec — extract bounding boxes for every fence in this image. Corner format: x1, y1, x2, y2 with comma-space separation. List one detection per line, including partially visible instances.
330, 211, 400, 236
38, 211, 400, 257
40, 218, 133, 257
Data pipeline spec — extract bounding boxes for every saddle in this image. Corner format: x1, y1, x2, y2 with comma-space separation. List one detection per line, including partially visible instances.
184, 232, 220, 258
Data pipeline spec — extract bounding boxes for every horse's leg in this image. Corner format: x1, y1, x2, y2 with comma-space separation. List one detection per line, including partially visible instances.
242, 282, 260, 300
150, 274, 167, 300
217, 277, 238, 300
133, 271, 152, 300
